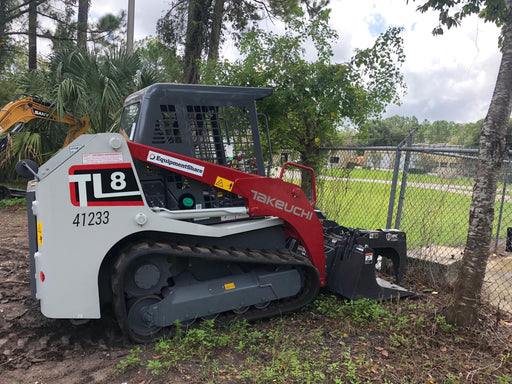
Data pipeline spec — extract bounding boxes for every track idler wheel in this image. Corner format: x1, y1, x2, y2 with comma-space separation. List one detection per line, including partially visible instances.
127, 295, 163, 340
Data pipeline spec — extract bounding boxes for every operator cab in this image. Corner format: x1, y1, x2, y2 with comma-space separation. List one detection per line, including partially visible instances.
119, 83, 273, 213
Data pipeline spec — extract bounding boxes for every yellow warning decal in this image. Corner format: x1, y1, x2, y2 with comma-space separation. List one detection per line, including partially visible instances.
37, 222, 43, 246
224, 282, 235, 290
215, 176, 234, 192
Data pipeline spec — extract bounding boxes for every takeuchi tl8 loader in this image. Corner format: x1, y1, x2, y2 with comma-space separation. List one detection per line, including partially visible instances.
16, 83, 415, 342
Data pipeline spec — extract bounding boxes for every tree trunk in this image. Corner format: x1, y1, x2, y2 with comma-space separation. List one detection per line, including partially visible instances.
0, 0, 8, 69
183, 0, 208, 84
300, 141, 320, 204
446, 0, 512, 327
77, 0, 89, 49
207, 0, 224, 63
28, 0, 37, 70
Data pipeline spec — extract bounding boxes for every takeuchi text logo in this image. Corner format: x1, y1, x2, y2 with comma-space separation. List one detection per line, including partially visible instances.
250, 190, 313, 221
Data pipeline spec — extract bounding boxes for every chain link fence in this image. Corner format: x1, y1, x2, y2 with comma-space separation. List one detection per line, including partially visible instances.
272, 140, 512, 313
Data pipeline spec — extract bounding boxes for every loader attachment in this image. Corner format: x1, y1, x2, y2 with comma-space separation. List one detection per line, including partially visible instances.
322, 220, 416, 300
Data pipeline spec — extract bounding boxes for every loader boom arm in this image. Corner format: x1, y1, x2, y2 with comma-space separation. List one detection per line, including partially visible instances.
0, 95, 89, 148
127, 140, 327, 286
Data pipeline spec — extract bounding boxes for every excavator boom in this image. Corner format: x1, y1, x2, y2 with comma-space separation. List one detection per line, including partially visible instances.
0, 95, 89, 199
0, 95, 89, 147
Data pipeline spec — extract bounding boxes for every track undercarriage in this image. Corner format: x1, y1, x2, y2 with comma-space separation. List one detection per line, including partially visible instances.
111, 240, 320, 343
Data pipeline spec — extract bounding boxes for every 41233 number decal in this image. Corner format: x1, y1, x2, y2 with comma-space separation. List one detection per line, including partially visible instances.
73, 211, 110, 227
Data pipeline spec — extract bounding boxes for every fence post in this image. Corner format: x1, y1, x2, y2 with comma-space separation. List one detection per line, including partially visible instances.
386, 149, 401, 229
494, 155, 510, 252
386, 128, 418, 229
394, 130, 417, 229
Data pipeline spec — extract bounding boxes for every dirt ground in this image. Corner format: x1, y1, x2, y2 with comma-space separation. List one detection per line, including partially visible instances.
1, 205, 512, 384
0, 206, 131, 384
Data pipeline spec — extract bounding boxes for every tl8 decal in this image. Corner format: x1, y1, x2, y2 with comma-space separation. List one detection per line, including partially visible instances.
68, 163, 143, 207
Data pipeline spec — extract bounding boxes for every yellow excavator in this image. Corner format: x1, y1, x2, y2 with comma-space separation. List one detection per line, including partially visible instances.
0, 94, 89, 199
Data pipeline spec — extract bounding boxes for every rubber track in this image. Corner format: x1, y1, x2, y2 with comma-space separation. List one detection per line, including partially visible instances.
112, 241, 321, 342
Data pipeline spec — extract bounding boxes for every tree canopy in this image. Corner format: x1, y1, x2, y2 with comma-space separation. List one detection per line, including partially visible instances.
157, 0, 329, 83
0, 45, 159, 179
0, 0, 125, 71
204, 11, 405, 158
202, 10, 406, 198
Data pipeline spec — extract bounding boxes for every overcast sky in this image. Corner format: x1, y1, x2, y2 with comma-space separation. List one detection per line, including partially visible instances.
89, 0, 502, 124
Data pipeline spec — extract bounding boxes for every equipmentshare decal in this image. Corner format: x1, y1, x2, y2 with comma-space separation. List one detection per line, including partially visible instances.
68, 163, 143, 207
147, 150, 205, 176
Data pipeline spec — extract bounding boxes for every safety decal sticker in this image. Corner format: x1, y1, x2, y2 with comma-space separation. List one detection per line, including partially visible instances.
68, 163, 143, 207
37, 222, 43, 246
386, 233, 399, 242
69, 145, 83, 154
214, 176, 234, 192
82, 152, 124, 165
146, 150, 204, 176
224, 283, 236, 290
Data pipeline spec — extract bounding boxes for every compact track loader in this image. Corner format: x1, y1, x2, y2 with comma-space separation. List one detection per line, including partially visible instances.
17, 83, 414, 342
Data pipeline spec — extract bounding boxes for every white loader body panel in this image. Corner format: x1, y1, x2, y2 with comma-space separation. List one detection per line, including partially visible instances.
31, 133, 280, 319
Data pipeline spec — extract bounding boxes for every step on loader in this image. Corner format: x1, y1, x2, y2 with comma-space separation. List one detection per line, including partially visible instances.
16, 83, 415, 343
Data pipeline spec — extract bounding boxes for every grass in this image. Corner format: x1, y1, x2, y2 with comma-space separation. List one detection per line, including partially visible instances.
399, 186, 472, 248
0, 197, 26, 210
315, 172, 512, 249
325, 168, 476, 187
115, 294, 512, 384
115, 347, 144, 374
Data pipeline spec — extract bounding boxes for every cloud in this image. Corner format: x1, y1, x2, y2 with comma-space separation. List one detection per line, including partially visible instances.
386, 52, 499, 122
91, 0, 168, 39
328, 0, 501, 123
